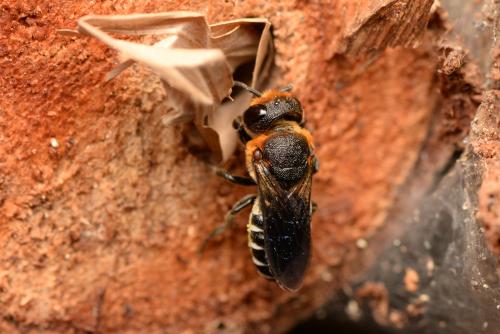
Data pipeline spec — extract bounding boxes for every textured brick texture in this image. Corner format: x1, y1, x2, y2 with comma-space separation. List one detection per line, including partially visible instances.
1, 1, 497, 333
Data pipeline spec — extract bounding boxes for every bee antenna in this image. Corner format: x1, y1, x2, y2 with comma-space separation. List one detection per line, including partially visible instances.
280, 84, 293, 92
233, 81, 262, 97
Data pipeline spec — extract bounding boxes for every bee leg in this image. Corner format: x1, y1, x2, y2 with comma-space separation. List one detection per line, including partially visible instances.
232, 117, 252, 144
199, 194, 257, 254
223, 194, 257, 228
212, 166, 256, 186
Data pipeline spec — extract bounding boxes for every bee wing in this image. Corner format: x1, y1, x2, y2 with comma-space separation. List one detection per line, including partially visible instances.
254, 159, 313, 291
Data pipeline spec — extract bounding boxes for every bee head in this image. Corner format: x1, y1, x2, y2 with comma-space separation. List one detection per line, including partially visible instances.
243, 96, 303, 133
233, 82, 303, 133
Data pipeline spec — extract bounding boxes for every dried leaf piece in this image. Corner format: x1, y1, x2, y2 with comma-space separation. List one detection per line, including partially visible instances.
69, 12, 273, 162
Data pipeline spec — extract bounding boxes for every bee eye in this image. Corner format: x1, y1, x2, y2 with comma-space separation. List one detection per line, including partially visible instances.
244, 104, 267, 126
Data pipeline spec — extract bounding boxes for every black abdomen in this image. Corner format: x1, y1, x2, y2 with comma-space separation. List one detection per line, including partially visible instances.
262, 132, 309, 189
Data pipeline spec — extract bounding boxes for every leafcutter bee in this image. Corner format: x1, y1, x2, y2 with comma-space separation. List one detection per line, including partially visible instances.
206, 81, 319, 291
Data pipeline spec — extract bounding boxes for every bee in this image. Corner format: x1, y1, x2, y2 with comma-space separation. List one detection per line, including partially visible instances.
206, 81, 319, 292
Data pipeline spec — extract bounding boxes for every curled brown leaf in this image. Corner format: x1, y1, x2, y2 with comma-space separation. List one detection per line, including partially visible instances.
63, 12, 273, 162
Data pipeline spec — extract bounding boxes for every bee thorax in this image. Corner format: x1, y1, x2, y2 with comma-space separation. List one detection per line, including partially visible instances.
262, 132, 309, 189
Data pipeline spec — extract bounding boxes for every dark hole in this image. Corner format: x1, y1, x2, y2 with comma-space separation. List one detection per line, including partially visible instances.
233, 61, 256, 92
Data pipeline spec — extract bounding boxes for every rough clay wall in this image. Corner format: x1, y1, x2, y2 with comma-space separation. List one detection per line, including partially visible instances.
0, 1, 497, 334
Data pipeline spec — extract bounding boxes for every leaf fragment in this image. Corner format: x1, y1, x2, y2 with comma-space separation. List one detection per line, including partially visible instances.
67, 12, 273, 162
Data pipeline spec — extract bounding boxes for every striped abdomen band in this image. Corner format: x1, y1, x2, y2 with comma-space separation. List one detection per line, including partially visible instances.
248, 214, 273, 280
